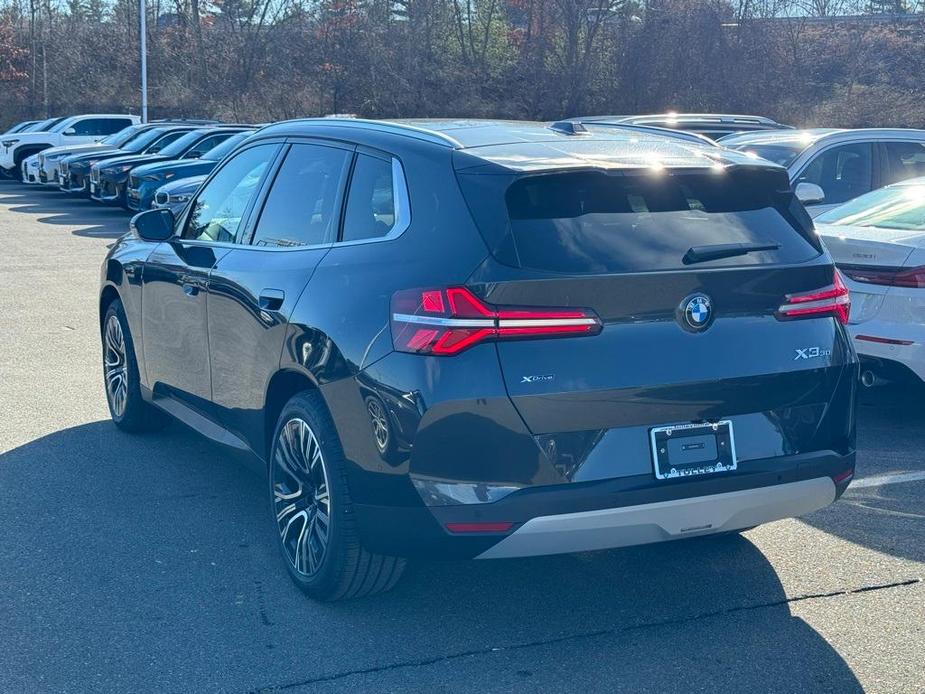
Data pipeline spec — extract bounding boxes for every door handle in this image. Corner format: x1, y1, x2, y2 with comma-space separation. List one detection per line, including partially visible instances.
259, 288, 285, 311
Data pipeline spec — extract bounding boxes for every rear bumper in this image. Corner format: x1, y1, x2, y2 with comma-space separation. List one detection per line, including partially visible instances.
354, 449, 854, 559
477, 476, 835, 558
849, 324, 925, 383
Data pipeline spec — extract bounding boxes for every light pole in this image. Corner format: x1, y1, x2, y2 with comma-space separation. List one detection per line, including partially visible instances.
140, 0, 148, 122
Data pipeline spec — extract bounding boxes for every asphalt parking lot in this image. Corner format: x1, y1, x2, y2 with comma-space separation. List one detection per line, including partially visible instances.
0, 180, 923, 694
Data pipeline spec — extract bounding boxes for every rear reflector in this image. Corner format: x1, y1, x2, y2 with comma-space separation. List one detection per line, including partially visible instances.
391, 287, 602, 356
777, 270, 850, 325
445, 522, 514, 534
855, 335, 914, 346
840, 264, 925, 289
832, 469, 854, 484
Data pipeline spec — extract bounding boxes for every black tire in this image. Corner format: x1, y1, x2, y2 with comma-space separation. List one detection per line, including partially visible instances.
269, 390, 405, 601
102, 299, 166, 432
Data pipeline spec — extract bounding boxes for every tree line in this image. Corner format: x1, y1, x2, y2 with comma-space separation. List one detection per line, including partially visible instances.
1, 0, 924, 129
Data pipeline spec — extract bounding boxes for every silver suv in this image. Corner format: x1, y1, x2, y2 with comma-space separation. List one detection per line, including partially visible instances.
721, 128, 925, 216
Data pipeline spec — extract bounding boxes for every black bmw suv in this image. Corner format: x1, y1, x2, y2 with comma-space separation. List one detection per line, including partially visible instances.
100, 119, 858, 600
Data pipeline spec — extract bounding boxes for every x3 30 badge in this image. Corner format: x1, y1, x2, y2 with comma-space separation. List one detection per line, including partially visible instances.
794, 346, 832, 360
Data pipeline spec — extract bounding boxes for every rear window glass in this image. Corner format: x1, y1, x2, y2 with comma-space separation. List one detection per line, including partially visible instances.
459, 169, 819, 274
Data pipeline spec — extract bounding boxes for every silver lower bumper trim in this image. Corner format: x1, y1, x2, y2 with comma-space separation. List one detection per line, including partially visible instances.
476, 477, 836, 559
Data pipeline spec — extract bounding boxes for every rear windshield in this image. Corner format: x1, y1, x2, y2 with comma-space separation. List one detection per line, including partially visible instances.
458, 169, 820, 274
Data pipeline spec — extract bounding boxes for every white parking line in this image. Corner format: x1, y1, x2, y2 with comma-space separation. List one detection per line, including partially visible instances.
849, 471, 925, 490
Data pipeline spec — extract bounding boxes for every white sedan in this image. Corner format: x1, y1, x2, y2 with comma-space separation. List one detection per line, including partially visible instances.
816, 177, 925, 387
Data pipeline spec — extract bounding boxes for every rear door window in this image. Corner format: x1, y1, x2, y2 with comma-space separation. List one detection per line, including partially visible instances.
71, 118, 133, 136
797, 143, 873, 205
880, 141, 925, 186
459, 169, 819, 275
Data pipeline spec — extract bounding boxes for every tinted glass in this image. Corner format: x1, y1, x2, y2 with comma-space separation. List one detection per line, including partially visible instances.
157, 130, 208, 158
123, 128, 170, 153
251, 144, 350, 248
342, 154, 395, 242
729, 143, 805, 167
183, 144, 277, 243
102, 124, 144, 147
145, 130, 188, 153
881, 142, 925, 186
797, 143, 872, 205
459, 169, 819, 274
816, 184, 925, 231
182, 132, 235, 159
201, 132, 252, 161
71, 117, 133, 137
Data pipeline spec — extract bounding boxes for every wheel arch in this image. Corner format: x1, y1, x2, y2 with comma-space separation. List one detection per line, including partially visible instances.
14, 143, 53, 164
99, 283, 121, 330
263, 368, 324, 463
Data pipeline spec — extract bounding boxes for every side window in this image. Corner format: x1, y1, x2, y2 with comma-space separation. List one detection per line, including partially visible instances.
341, 154, 397, 242
182, 144, 278, 243
250, 143, 351, 248
101, 118, 133, 135
70, 118, 132, 136
147, 131, 185, 153
184, 133, 232, 159
797, 143, 872, 205
881, 141, 925, 186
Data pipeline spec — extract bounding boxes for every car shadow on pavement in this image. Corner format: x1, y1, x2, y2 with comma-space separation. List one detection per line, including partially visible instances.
0, 420, 863, 692
801, 387, 925, 564
0, 180, 130, 238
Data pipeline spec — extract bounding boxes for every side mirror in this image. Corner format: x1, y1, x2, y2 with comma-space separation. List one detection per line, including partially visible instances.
63, 127, 77, 136
131, 208, 175, 241
795, 182, 825, 205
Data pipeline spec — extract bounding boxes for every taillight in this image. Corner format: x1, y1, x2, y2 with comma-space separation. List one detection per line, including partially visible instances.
391, 287, 602, 356
840, 264, 925, 289
777, 270, 850, 325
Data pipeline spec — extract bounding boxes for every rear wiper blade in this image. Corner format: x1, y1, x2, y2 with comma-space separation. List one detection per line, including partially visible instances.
683, 242, 781, 265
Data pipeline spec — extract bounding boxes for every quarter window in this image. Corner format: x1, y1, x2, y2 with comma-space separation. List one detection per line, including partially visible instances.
250, 144, 351, 248
182, 144, 278, 243
797, 143, 872, 205
342, 154, 396, 242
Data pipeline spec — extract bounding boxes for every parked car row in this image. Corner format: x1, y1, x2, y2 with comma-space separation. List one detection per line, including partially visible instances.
4, 111, 921, 600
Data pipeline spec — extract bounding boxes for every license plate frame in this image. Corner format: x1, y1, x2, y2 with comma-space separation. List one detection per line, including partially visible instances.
650, 421, 737, 480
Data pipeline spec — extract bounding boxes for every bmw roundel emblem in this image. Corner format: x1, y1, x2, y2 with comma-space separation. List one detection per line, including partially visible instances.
681, 294, 713, 331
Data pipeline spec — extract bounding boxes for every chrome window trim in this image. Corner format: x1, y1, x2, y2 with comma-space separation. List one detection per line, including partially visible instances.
335, 156, 412, 248
171, 149, 412, 252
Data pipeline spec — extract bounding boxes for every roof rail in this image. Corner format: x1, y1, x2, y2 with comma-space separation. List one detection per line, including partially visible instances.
283, 118, 463, 148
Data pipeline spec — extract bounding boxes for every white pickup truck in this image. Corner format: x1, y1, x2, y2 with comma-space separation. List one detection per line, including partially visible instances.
1, 113, 139, 179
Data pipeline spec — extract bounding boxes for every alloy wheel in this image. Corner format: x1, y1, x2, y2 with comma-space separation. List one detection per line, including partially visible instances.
104, 314, 128, 418
366, 398, 390, 453
273, 418, 332, 577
